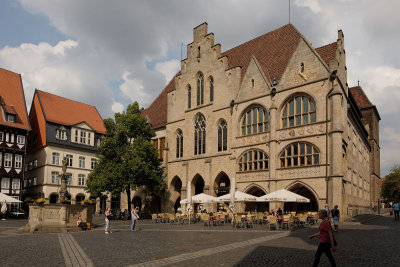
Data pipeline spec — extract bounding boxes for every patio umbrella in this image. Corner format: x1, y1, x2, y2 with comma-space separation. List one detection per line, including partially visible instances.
0, 193, 22, 203
217, 191, 257, 202
256, 189, 310, 202
180, 193, 218, 204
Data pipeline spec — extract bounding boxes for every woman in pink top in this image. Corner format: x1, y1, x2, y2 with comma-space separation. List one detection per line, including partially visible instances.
308, 209, 336, 266
105, 208, 112, 234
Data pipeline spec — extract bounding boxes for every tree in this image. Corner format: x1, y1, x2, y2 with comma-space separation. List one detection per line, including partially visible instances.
381, 165, 400, 201
87, 102, 165, 213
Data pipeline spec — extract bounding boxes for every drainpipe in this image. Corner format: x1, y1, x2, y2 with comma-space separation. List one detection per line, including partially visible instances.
326, 70, 337, 205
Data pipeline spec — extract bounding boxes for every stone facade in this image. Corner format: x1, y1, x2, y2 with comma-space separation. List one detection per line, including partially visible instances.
138, 23, 380, 219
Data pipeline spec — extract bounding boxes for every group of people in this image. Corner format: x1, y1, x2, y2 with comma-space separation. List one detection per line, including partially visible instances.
104, 206, 140, 234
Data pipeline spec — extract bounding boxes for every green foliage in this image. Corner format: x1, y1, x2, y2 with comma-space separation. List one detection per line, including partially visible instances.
381, 165, 400, 200
86, 102, 165, 201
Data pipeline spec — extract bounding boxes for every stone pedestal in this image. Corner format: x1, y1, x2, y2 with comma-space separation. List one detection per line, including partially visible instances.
22, 203, 94, 233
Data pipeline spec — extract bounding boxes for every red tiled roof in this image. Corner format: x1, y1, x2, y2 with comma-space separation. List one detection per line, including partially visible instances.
36, 90, 106, 134
142, 75, 176, 129
0, 68, 30, 131
315, 42, 337, 65
222, 24, 302, 82
349, 86, 374, 109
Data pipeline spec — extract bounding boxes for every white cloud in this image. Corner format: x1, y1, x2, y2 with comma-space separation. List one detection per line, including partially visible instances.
111, 101, 124, 113
155, 60, 180, 85
119, 71, 152, 106
294, 0, 322, 14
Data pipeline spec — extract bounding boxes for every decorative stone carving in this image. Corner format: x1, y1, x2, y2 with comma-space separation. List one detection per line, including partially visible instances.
237, 172, 268, 182
277, 167, 320, 179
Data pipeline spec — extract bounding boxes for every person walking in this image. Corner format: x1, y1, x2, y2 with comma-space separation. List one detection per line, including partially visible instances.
131, 207, 139, 231
393, 201, 400, 221
331, 205, 340, 232
308, 209, 336, 267
105, 208, 112, 234
1, 201, 7, 220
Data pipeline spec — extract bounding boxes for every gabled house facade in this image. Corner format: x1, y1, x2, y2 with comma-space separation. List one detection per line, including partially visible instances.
0, 68, 31, 207
24, 90, 106, 205
141, 23, 380, 219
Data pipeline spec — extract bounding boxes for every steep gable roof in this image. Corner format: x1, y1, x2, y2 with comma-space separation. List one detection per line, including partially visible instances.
349, 86, 374, 109
222, 24, 302, 82
315, 42, 337, 65
142, 75, 176, 129
0, 68, 30, 131
36, 90, 106, 134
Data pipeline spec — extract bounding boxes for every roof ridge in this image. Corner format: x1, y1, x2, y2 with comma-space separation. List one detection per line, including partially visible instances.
36, 89, 97, 108
315, 41, 337, 50
222, 24, 298, 54
0, 67, 20, 76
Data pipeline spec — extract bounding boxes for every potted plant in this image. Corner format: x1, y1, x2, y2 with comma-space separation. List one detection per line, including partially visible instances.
81, 199, 93, 206
60, 199, 71, 205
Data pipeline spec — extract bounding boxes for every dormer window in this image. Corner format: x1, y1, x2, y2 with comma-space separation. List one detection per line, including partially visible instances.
56, 128, 67, 141
7, 114, 15, 123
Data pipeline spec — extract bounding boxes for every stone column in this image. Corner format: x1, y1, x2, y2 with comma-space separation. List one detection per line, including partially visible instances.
269, 98, 278, 195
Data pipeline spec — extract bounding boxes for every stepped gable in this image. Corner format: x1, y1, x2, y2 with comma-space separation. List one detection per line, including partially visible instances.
0, 68, 30, 130
349, 86, 374, 109
142, 74, 177, 129
36, 90, 106, 134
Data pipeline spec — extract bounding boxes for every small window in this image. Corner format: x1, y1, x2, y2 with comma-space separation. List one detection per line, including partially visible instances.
52, 152, 60, 165
4, 153, 12, 168
78, 174, 85, 186
56, 129, 67, 140
1, 178, 10, 193
7, 114, 15, 123
66, 173, 73, 185
197, 73, 204, 106
28, 161, 32, 170
176, 130, 183, 158
66, 154, 73, 167
33, 177, 37, 186
5, 133, 9, 142
209, 77, 214, 102
74, 130, 79, 142
218, 120, 227, 152
0, 132, 3, 141
197, 46, 201, 58
187, 86, 192, 109
80, 131, 86, 143
251, 79, 255, 88
11, 178, 20, 194
17, 135, 25, 144
88, 133, 91, 145
15, 155, 22, 169
51, 171, 60, 184
301, 63, 304, 73
91, 158, 97, 169
33, 159, 38, 168
79, 156, 85, 169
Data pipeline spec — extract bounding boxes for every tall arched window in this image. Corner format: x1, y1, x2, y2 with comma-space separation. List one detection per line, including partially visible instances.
187, 85, 191, 109
282, 95, 316, 128
218, 120, 227, 152
209, 76, 214, 102
197, 73, 204, 106
176, 130, 183, 158
241, 105, 269, 136
238, 149, 269, 172
194, 114, 206, 155
279, 142, 320, 168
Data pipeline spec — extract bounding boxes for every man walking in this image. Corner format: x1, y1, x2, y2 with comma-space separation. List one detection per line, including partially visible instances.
393, 201, 400, 222
331, 205, 340, 232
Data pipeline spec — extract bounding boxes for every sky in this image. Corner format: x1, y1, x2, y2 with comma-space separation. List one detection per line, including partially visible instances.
0, 0, 399, 176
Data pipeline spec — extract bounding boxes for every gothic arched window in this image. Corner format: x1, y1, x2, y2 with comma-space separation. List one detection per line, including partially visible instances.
282, 95, 316, 128
194, 114, 206, 155
218, 120, 227, 152
176, 130, 183, 158
188, 85, 192, 108
209, 76, 214, 102
279, 142, 320, 168
241, 105, 269, 136
238, 149, 269, 172
197, 73, 204, 106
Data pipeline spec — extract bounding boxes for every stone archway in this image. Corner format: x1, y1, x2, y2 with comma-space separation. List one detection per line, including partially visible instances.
170, 176, 182, 213
244, 184, 268, 212
213, 172, 230, 197
49, 193, 58, 204
285, 183, 319, 211
192, 174, 205, 195
150, 195, 161, 214
76, 194, 85, 203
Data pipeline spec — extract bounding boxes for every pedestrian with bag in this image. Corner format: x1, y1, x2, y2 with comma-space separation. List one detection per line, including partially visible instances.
105, 208, 112, 234
393, 200, 400, 222
131, 207, 139, 231
308, 209, 336, 267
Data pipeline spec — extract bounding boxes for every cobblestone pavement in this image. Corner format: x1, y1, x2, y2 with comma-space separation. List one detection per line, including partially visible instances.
0, 214, 399, 267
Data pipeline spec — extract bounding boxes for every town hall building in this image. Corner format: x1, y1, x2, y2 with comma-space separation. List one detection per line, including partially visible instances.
141, 23, 380, 219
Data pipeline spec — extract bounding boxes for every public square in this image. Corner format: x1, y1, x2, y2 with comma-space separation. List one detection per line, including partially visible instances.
0, 213, 398, 267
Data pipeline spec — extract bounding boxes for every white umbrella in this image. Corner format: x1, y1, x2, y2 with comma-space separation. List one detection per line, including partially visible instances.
180, 193, 218, 204
257, 189, 310, 202
0, 193, 22, 203
217, 191, 257, 202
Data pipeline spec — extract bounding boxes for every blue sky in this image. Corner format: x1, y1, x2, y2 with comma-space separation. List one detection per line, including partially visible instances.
0, 0, 399, 177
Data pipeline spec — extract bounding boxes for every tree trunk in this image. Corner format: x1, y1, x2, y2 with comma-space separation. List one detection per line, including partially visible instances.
126, 185, 131, 218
